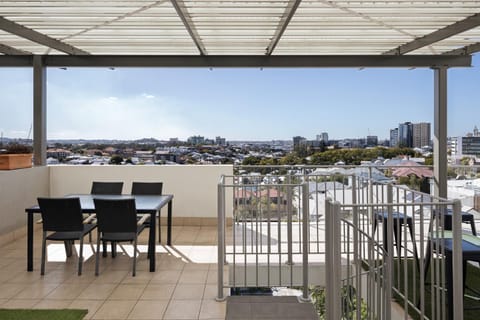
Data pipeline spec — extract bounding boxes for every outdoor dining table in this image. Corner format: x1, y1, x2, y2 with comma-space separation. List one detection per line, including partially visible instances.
25, 194, 174, 272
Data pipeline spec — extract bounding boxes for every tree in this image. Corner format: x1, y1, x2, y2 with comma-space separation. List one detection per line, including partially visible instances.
109, 155, 123, 165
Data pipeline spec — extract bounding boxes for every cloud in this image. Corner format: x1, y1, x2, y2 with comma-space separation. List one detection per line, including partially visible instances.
47, 89, 192, 140
141, 93, 155, 99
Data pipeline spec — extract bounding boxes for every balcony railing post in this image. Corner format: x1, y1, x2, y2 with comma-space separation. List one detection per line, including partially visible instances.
368, 166, 374, 221
216, 177, 226, 302
326, 198, 341, 319
452, 199, 464, 320
300, 182, 310, 301
286, 174, 293, 265
385, 184, 393, 320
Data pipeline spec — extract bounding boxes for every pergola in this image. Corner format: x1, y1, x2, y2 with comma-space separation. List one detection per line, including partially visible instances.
1, 1, 479, 199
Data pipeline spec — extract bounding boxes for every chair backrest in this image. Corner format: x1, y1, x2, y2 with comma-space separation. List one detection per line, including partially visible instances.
94, 198, 137, 233
131, 182, 163, 195
38, 197, 84, 232
91, 181, 123, 195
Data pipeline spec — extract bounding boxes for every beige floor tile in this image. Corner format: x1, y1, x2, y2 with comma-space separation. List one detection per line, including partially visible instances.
172, 284, 205, 300
127, 300, 169, 319
183, 263, 210, 271
46, 283, 90, 300
109, 284, 146, 300
198, 300, 226, 320
0, 283, 27, 299
121, 271, 154, 284
78, 283, 118, 300
178, 270, 208, 284
0, 299, 7, 307
14, 283, 58, 299
34, 299, 73, 309
163, 300, 201, 320
140, 284, 176, 300
91, 270, 129, 283
2, 299, 40, 308
206, 270, 217, 284
69, 299, 105, 320
92, 300, 137, 319
150, 270, 182, 284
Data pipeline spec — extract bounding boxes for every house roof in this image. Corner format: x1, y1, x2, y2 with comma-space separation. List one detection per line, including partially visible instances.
0, 1, 478, 68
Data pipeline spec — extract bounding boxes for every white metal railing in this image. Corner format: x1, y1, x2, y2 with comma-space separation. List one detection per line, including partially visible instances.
218, 167, 468, 320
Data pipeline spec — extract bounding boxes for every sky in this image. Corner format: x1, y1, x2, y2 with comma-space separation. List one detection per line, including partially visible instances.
0, 54, 479, 142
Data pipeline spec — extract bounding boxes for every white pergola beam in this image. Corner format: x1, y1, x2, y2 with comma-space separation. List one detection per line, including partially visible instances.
170, 0, 207, 55
384, 13, 480, 55
0, 16, 89, 55
266, 0, 302, 56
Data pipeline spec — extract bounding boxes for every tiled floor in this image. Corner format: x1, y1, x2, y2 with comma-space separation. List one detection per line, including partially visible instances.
0, 226, 227, 320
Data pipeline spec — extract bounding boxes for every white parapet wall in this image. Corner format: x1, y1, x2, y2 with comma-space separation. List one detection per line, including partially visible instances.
0, 166, 50, 245
49, 165, 234, 224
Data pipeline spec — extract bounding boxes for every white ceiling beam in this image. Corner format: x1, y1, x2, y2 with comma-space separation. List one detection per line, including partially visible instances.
0, 43, 30, 55
384, 13, 480, 55
443, 42, 480, 55
265, 0, 302, 56
170, 0, 207, 55
0, 16, 89, 55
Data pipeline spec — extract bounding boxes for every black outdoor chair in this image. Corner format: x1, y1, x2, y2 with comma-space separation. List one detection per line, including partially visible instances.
91, 181, 124, 253
93, 198, 146, 276
90, 181, 123, 195
131, 182, 163, 242
38, 197, 96, 276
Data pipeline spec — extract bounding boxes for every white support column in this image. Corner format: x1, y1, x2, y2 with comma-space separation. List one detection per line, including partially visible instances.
33, 55, 47, 166
433, 67, 448, 199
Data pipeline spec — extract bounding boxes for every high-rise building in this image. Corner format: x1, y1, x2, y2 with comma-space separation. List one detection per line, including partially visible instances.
321, 132, 329, 144
366, 136, 378, 147
187, 135, 205, 145
292, 136, 307, 149
461, 136, 480, 156
390, 128, 399, 147
412, 122, 431, 148
215, 136, 226, 146
398, 122, 413, 147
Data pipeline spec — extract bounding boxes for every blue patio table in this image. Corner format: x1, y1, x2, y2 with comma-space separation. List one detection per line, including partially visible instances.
25, 194, 174, 272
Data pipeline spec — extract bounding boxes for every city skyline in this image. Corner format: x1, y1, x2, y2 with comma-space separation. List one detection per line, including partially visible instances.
0, 54, 478, 141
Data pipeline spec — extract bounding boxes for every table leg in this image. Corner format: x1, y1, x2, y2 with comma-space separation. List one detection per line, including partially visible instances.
470, 219, 477, 236
167, 200, 172, 246
27, 212, 33, 272
149, 211, 156, 272
158, 209, 162, 243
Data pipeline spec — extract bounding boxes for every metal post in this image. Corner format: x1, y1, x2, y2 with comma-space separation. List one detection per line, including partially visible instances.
216, 178, 226, 301
433, 67, 448, 199
33, 55, 47, 166
368, 167, 374, 221
385, 184, 393, 320
286, 175, 293, 264
326, 198, 341, 319
300, 182, 310, 301
452, 199, 463, 320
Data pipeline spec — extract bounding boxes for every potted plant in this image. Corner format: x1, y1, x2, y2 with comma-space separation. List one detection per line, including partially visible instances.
0, 143, 33, 170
